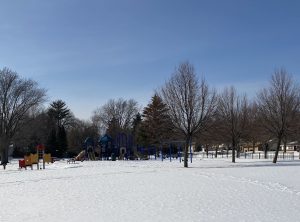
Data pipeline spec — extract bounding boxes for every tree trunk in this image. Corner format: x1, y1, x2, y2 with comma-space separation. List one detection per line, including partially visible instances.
232, 141, 236, 163
206, 145, 209, 158
184, 137, 189, 168
252, 141, 255, 154
264, 143, 268, 159
273, 137, 282, 163
0, 136, 9, 167
215, 147, 218, 158
283, 140, 287, 153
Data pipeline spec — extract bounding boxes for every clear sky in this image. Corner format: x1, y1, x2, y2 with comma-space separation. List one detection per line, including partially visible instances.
0, 0, 299, 120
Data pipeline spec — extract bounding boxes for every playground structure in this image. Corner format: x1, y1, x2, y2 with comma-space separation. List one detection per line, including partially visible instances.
72, 135, 192, 163
99, 133, 135, 160
73, 133, 136, 161
98, 134, 113, 160
75, 150, 85, 161
74, 137, 98, 161
84, 137, 96, 160
73, 137, 97, 161
19, 144, 52, 170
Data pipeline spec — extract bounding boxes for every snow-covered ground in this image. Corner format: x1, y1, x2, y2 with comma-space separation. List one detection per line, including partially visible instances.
1, 158, 300, 222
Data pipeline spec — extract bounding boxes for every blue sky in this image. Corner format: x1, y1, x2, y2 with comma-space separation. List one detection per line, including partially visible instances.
0, 0, 299, 120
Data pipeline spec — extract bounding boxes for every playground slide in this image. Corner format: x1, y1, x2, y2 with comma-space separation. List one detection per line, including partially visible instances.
75, 150, 85, 161
88, 152, 96, 160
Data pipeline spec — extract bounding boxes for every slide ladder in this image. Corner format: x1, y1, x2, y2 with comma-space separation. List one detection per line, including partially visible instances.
37, 144, 46, 170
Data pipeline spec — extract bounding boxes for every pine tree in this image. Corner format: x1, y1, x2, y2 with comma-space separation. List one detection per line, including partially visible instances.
48, 100, 71, 127
46, 128, 57, 156
131, 113, 145, 145
47, 100, 71, 157
141, 94, 173, 147
57, 126, 68, 157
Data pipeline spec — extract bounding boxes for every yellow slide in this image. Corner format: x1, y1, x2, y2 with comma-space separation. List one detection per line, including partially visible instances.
75, 150, 85, 161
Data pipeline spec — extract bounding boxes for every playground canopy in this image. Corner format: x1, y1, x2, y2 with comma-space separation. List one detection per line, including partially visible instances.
98, 134, 113, 144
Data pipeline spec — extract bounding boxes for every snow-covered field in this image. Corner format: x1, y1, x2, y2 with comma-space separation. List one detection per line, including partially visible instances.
1, 158, 300, 222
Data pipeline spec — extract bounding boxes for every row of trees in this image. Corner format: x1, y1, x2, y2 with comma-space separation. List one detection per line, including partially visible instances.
92, 63, 300, 167
1, 63, 300, 168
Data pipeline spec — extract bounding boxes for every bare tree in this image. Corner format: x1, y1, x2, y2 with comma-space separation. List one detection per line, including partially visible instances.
243, 102, 271, 154
14, 111, 50, 152
161, 62, 217, 167
68, 118, 98, 154
0, 67, 46, 166
257, 69, 300, 163
217, 86, 249, 163
92, 98, 139, 135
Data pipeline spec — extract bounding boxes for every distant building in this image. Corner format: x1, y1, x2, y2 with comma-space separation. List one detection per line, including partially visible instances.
241, 142, 263, 152
280, 141, 299, 151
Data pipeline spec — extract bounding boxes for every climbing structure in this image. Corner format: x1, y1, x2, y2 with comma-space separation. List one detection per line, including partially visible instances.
36, 144, 46, 169
84, 137, 96, 160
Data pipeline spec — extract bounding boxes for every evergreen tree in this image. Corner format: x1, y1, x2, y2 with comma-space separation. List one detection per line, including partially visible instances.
48, 100, 72, 127
131, 113, 145, 145
57, 126, 68, 157
46, 128, 57, 156
47, 100, 72, 157
141, 94, 173, 148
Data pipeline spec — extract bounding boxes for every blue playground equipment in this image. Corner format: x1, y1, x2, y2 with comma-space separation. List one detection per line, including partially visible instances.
98, 133, 135, 160
83, 137, 96, 160
98, 134, 115, 160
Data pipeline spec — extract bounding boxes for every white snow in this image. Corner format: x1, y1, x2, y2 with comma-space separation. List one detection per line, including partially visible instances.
1, 158, 300, 222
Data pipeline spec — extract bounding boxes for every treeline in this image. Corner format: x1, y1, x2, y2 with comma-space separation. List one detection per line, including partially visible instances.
0, 62, 300, 167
